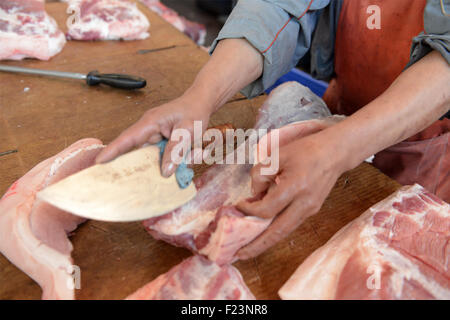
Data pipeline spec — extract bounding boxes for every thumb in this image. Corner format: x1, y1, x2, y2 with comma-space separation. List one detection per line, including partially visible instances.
161, 121, 195, 177
250, 162, 279, 196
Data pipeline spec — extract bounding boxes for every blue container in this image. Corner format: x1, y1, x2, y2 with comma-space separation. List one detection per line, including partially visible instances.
265, 68, 329, 98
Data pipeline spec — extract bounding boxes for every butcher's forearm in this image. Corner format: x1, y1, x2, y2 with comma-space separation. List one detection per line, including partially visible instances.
182, 38, 263, 115
327, 51, 450, 173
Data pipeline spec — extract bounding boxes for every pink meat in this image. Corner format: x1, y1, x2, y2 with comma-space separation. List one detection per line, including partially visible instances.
0, 138, 104, 299
126, 255, 255, 300
0, 0, 66, 60
139, 0, 206, 45
194, 206, 272, 265
144, 82, 336, 264
279, 184, 450, 300
66, 0, 149, 40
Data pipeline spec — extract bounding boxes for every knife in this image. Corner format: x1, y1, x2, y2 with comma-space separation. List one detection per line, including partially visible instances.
0, 65, 146, 90
37, 145, 196, 222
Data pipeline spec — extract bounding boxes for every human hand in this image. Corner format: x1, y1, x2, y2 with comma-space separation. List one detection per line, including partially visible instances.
95, 95, 211, 177
237, 122, 345, 259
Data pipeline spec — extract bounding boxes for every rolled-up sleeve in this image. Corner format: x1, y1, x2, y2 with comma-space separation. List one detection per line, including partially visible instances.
407, 0, 450, 67
209, 0, 330, 98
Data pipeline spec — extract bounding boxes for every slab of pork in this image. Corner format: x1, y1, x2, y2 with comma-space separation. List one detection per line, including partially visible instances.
126, 255, 255, 300
0, 0, 66, 60
0, 139, 104, 299
279, 184, 450, 300
66, 0, 150, 40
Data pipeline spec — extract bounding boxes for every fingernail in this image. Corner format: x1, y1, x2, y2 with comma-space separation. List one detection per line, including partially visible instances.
162, 162, 174, 177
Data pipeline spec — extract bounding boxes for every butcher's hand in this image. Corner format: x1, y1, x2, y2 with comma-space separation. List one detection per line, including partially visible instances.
95, 96, 211, 177
96, 39, 263, 177
236, 134, 345, 260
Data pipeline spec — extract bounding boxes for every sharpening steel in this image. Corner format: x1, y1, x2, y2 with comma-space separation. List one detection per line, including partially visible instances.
0, 64, 146, 90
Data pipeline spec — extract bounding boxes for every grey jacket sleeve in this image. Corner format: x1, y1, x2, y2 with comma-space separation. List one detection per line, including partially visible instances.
407, 0, 450, 67
209, 0, 330, 98
309, 0, 343, 80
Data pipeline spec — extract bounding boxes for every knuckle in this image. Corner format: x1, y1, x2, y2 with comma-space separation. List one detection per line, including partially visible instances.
277, 152, 288, 166
246, 202, 273, 219
303, 197, 321, 214
279, 217, 300, 235
246, 204, 264, 217
238, 247, 256, 260
290, 178, 310, 196
259, 210, 276, 219
250, 164, 262, 178
251, 170, 265, 186
295, 178, 308, 191
265, 229, 284, 245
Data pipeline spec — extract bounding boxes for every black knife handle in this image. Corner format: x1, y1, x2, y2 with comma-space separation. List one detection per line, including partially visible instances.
86, 71, 146, 90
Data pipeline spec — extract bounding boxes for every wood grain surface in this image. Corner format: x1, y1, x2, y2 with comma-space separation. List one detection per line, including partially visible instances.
0, 2, 400, 299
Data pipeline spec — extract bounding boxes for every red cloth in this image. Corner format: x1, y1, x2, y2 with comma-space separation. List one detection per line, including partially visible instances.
373, 133, 449, 201
323, 0, 449, 201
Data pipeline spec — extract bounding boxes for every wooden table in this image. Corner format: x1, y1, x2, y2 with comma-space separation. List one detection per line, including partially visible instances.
0, 2, 400, 299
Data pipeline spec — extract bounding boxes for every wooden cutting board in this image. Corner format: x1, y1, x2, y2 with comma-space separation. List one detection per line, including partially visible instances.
0, 2, 400, 299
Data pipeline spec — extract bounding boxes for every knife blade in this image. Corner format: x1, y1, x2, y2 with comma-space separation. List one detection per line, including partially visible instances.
37, 145, 196, 222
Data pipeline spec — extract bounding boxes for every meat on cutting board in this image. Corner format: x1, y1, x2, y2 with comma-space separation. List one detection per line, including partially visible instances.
0, 139, 104, 299
66, 0, 149, 40
126, 255, 255, 299
139, 0, 206, 45
279, 184, 450, 300
0, 0, 66, 60
144, 82, 339, 265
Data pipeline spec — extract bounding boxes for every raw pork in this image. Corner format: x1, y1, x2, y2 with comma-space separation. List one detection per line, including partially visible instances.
144, 82, 336, 265
139, 0, 206, 45
66, 0, 149, 40
0, 139, 104, 299
126, 255, 255, 300
279, 184, 450, 300
0, 0, 66, 60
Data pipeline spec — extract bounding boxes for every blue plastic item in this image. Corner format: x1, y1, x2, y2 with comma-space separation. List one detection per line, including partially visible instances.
156, 140, 194, 189
265, 68, 329, 97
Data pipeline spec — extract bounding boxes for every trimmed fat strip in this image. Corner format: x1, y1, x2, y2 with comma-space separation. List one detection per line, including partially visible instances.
0, 138, 104, 299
